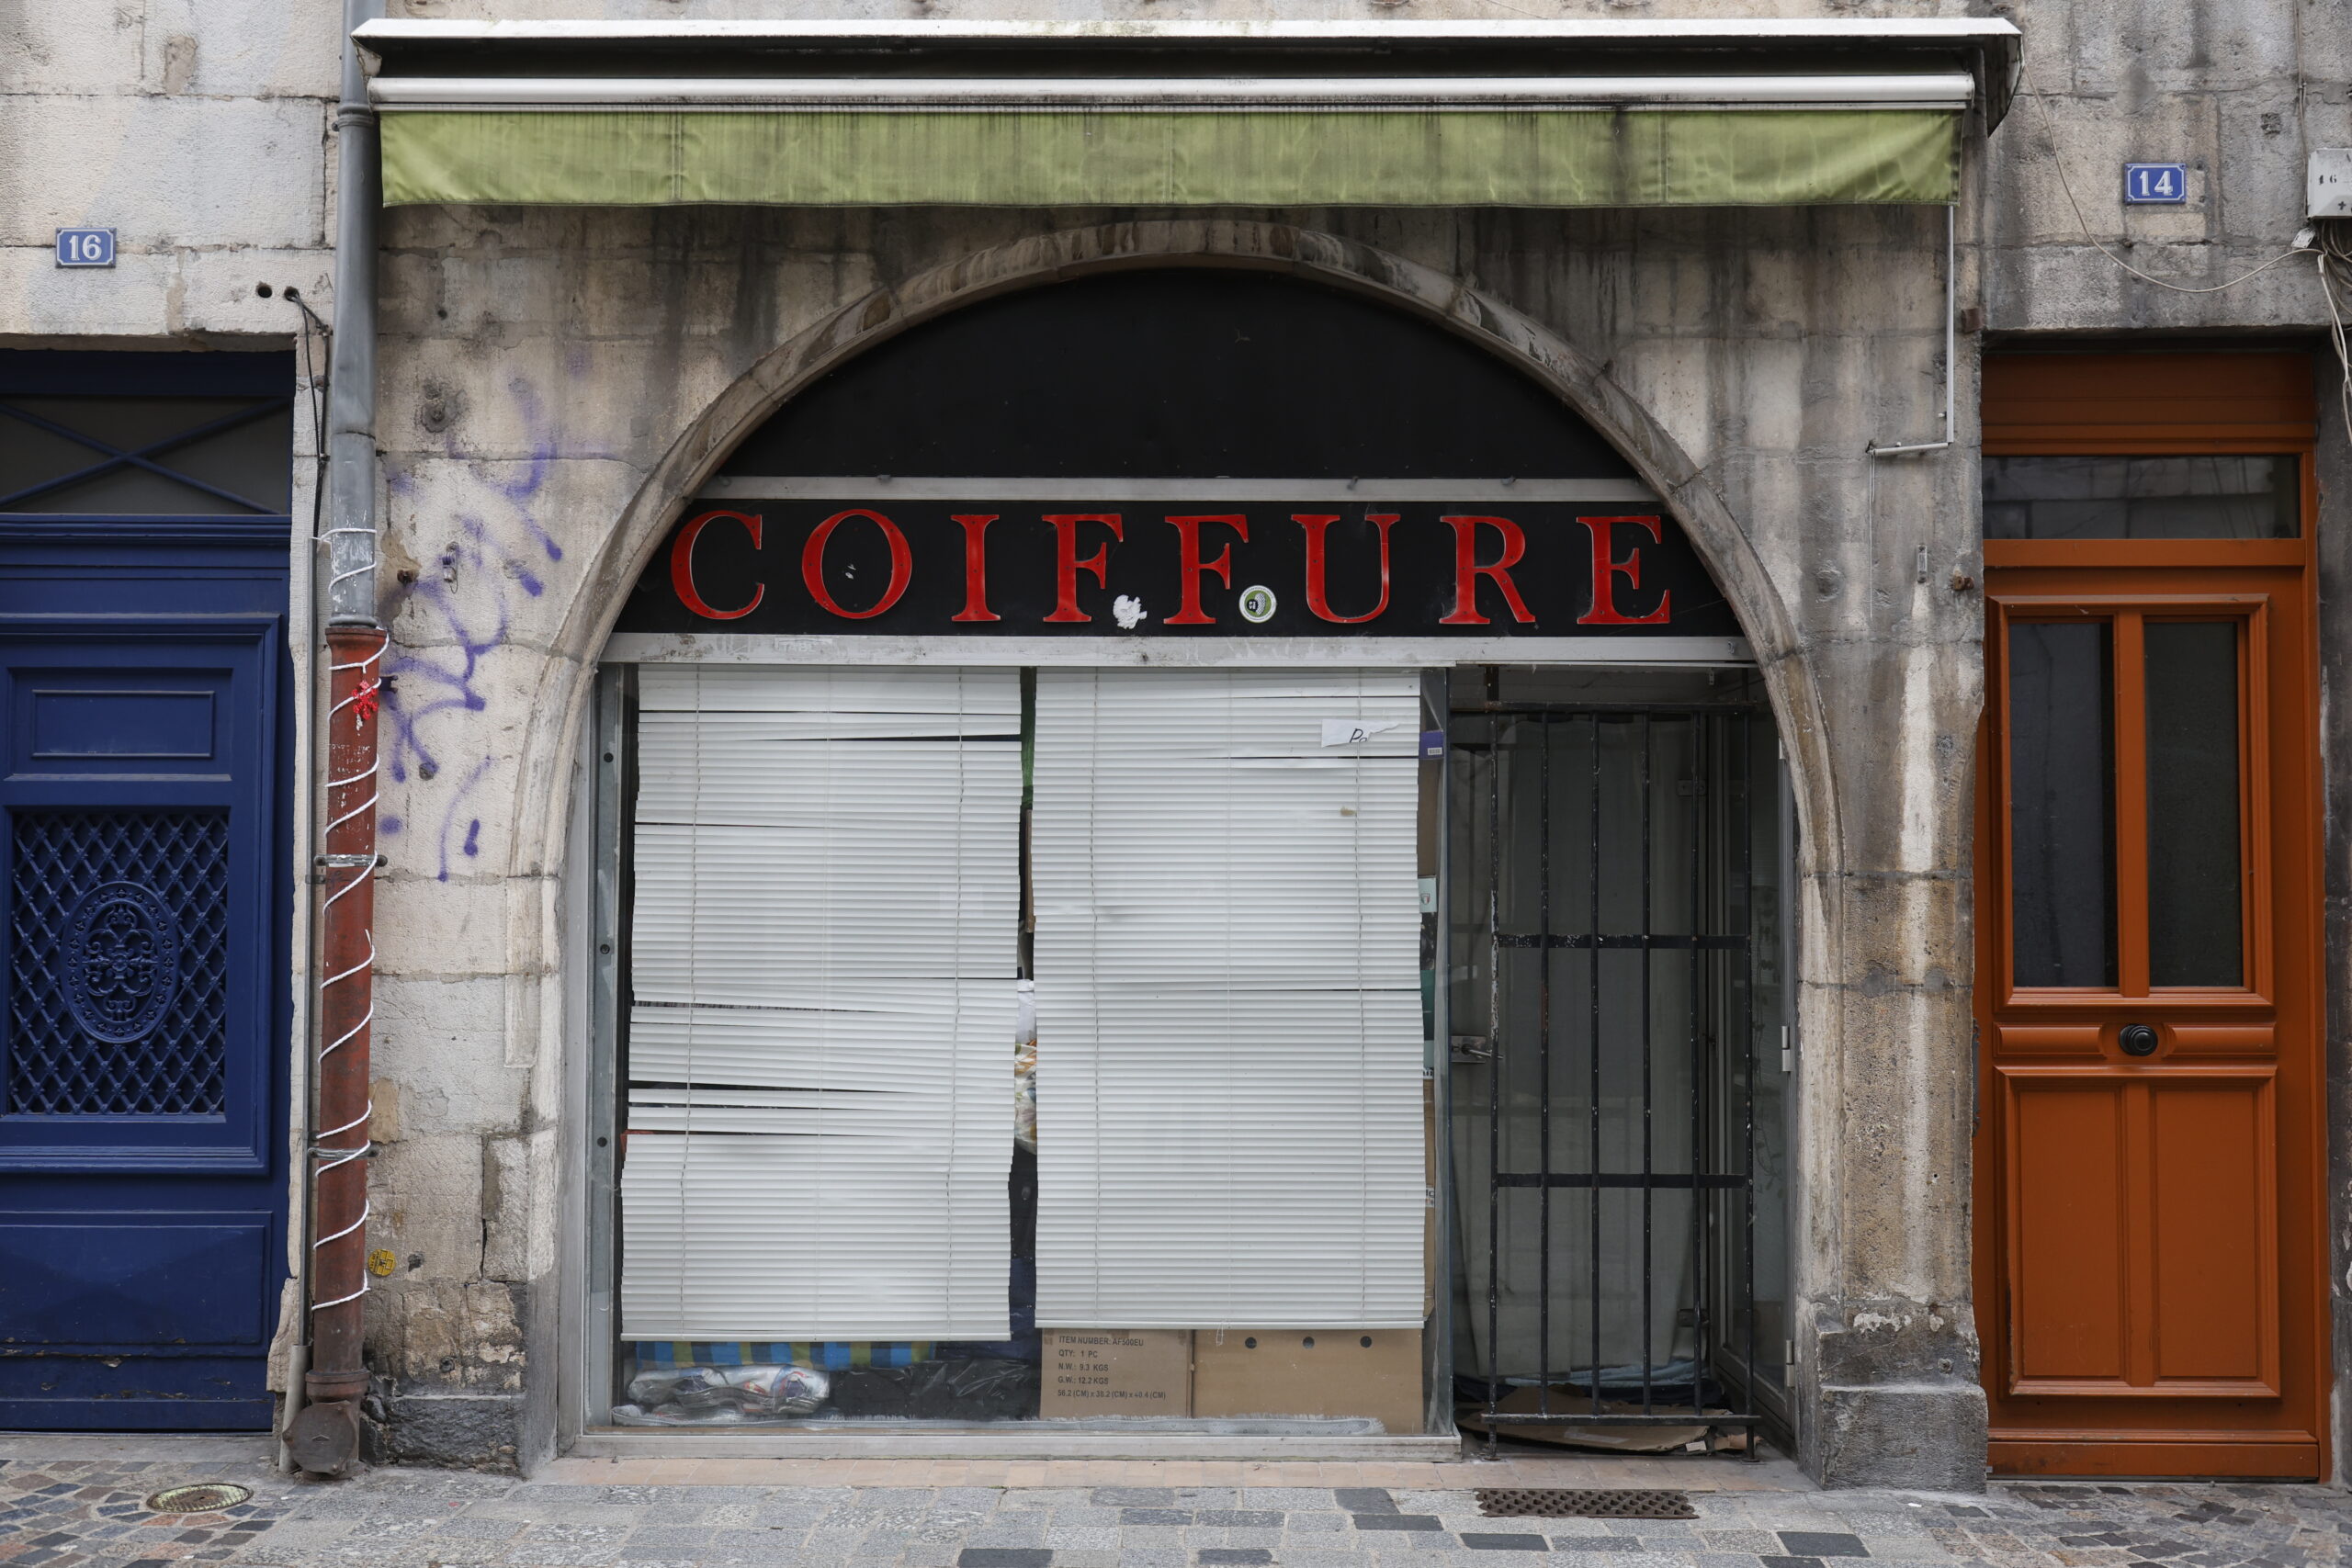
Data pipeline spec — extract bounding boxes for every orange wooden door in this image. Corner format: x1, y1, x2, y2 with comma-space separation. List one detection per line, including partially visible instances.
1973, 355, 2326, 1479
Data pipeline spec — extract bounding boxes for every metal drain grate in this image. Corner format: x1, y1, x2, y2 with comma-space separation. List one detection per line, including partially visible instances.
1476, 1488, 1697, 1520
145, 1483, 252, 1514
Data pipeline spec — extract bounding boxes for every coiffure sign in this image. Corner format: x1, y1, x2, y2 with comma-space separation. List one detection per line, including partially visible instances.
618, 495, 1737, 639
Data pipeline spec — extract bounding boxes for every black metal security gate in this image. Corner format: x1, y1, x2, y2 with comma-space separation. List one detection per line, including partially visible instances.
1447, 693, 1787, 1458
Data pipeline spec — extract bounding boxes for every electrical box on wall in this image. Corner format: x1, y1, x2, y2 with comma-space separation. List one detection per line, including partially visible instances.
2311, 149, 2352, 220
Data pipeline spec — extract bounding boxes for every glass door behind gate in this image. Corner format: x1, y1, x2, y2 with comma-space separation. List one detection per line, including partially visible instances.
1445, 666, 1790, 1456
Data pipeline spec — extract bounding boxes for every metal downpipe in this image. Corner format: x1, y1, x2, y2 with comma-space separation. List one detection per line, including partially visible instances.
288, 0, 383, 1480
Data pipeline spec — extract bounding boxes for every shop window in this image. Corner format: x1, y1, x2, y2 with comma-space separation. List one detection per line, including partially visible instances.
620, 666, 1022, 1347
1031, 668, 1426, 1329
601, 659, 1791, 1441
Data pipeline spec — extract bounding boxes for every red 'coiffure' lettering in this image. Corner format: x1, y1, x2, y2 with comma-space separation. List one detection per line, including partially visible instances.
1043, 513, 1123, 623
1439, 515, 1535, 626
671, 509, 764, 620
1295, 513, 1396, 624
800, 509, 912, 620
951, 513, 1000, 622
1577, 515, 1671, 626
1164, 514, 1248, 624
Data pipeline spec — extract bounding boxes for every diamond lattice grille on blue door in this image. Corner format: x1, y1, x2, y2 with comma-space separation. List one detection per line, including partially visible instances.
7, 811, 231, 1115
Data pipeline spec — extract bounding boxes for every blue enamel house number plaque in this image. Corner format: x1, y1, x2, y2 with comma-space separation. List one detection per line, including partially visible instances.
2123, 164, 2188, 204
54, 228, 116, 267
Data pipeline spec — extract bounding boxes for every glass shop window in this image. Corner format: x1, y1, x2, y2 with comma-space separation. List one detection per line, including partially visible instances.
605, 660, 1791, 1441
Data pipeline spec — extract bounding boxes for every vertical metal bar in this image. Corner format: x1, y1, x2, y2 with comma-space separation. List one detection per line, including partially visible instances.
583, 666, 629, 1430
1587, 713, 1602, 1416
1429, 672, 1458, 1438
1740, 711, 1760, 1459
1639, 713, 1655, 1416
1485, 714, 1504, 1457
1537, 716, 1554, 1419
1688, 714, 1708, 1419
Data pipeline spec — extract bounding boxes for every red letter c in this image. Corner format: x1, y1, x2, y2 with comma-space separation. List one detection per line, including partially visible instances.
671, 509, 763, 620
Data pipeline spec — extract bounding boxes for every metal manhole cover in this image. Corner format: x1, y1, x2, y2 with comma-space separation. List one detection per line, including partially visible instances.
145, 1483, 252, 1514
1477, 1488, 1696, 1520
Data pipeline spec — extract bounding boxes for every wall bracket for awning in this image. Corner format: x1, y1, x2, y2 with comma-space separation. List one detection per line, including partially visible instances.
355, 19, 2018, 209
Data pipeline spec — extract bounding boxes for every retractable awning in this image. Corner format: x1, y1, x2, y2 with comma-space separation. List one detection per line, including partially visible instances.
356, 19, 2019, 209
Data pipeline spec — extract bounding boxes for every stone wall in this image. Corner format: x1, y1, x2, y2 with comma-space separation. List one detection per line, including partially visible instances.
4, 0, 2349, 1488
0, 0, 338, 339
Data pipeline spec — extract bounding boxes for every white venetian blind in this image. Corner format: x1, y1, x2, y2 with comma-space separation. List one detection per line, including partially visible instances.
1032, 668, 1425, 1329
621, 664, 1018, 1342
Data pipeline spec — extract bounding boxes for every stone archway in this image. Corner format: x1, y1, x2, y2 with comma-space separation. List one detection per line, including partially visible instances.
495, 216, 1973, 1484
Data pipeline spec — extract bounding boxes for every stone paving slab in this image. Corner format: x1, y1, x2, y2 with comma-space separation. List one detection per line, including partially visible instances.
5, 1454, 2349, 1567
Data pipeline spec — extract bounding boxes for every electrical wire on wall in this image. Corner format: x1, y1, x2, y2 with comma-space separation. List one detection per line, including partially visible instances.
2022, 68, 2319, 296
286, 288, 332, 547
2314, 222, 2352, 449
2019, 67, 2352, 446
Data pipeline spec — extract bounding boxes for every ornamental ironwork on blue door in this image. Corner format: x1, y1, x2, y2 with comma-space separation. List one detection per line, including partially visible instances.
0, 350, 294, 1429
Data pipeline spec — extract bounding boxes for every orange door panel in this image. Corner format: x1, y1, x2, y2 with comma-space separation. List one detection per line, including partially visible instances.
2003, 1073, 2129, 1388
1999, 1066, 2279, 1401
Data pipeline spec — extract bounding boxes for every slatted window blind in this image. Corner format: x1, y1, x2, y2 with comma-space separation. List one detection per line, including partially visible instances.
1032, 669, 1425, 1328
621, 665, 1019, 1341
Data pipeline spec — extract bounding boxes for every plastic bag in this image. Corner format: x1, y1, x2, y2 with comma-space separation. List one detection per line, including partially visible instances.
1014, 978, 1037, 1152
829, 1357, 1037, 1421
626, 1363, 830, 1419
1014, 1039, 1037, 1152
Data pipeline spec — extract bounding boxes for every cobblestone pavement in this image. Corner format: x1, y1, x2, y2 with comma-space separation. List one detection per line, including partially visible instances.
5, 1450, 2349, 1568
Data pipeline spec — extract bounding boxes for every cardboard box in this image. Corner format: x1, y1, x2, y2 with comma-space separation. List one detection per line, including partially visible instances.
1192, 1328, 1423, 1434
1038, 1328, 1192, 1418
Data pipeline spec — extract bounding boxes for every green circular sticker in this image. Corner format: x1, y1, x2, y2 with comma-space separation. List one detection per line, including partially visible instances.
1238, 585, 1277, 624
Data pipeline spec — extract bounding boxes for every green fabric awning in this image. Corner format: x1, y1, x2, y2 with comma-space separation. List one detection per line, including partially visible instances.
379, 107, 1960, 208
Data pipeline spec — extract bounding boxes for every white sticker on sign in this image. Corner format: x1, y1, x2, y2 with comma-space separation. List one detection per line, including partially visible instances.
1321, 719, 1401, 748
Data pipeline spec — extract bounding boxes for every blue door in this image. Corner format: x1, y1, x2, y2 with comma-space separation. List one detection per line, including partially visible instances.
0, 352, 294, 1428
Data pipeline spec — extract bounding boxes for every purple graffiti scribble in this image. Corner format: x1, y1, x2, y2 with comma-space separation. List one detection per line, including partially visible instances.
403, 755, 493, 882
520, 513, 564, 562
379, 398, 566, 881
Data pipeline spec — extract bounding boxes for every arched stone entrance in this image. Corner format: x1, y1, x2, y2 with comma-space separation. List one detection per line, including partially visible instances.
400, 216, 1980, 1486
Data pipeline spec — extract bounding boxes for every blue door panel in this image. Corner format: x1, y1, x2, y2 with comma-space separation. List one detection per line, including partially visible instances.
26, 684, 220, 764
0, 351, 293, 1430
0, 1212, 272, 1345
0, 626, 278, 1170
0, 1360, 274, 1431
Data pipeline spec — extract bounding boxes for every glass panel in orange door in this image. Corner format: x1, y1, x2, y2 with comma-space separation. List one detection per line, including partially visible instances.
2004, 618, 2116, 990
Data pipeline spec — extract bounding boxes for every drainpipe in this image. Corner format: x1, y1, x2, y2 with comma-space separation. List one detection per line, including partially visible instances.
287, 0, 384, 1480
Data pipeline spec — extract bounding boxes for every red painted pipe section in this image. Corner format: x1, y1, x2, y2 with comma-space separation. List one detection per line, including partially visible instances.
297, 626, 386, 1462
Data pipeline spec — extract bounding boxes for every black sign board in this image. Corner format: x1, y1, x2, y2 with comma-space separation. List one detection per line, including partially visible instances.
620, 499, 1736, 639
